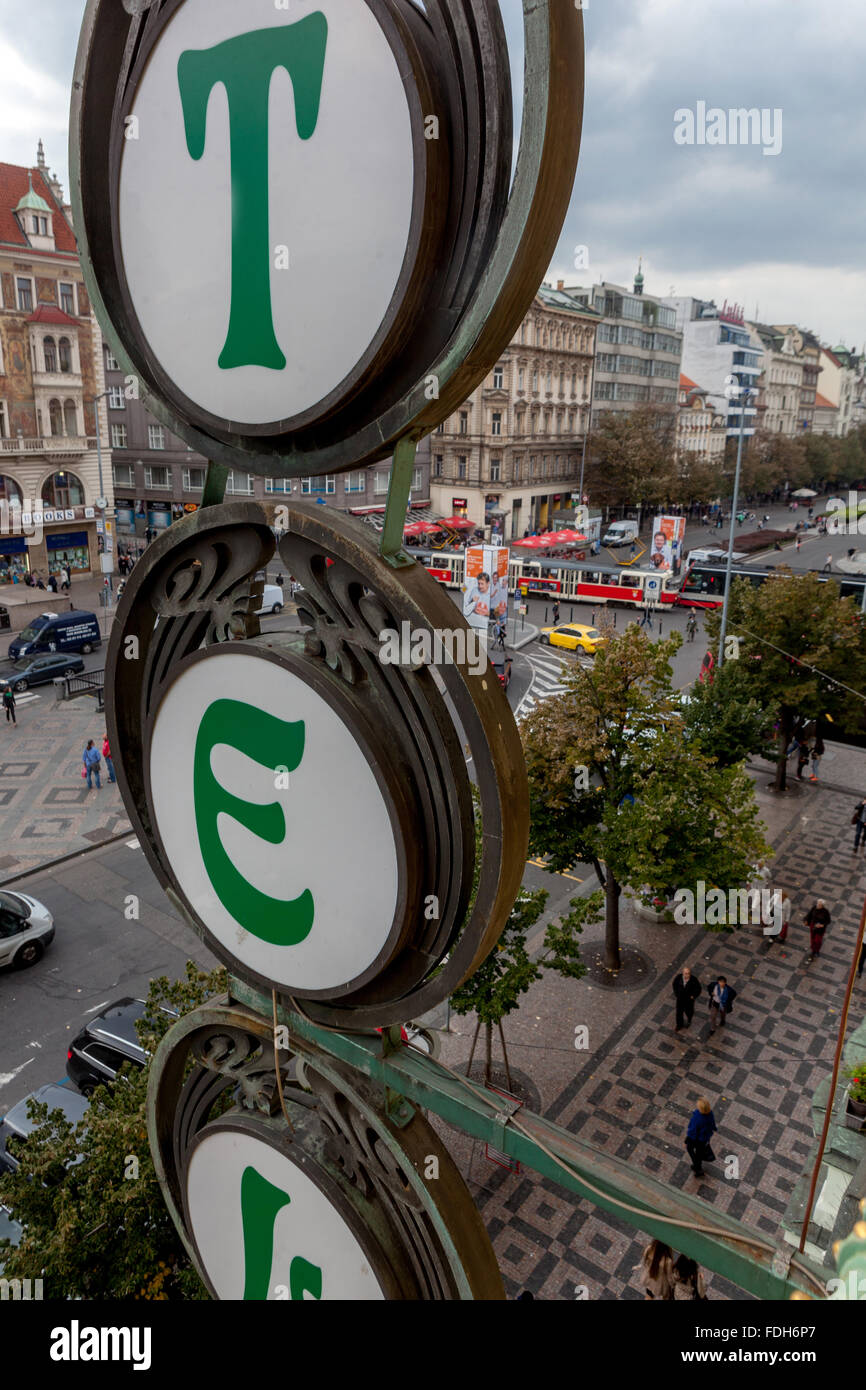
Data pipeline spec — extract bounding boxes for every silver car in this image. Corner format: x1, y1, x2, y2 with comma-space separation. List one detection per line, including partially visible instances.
0, 890, 55, 969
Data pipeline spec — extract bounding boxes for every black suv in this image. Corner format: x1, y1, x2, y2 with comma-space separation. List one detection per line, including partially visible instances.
65, 998, 149, 1096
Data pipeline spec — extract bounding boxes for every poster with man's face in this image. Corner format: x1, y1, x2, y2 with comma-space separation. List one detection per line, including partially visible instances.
651, 516, 686, 572
464, 546, 510, 628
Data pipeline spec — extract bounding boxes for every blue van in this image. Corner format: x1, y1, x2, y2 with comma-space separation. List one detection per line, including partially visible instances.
8, 610, 101, 660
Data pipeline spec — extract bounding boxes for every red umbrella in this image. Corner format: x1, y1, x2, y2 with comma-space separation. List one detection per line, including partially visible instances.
512, 535, 549, 549
439, 515, 474, 529
403, 520, 436, 536
550, 529, 587, 544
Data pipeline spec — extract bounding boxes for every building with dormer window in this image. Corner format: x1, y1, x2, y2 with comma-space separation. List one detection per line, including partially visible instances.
0, 147, 111, 581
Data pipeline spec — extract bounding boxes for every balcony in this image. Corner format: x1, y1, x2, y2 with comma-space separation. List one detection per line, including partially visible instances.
0, 435, 98, 457
32, 369, 83, 392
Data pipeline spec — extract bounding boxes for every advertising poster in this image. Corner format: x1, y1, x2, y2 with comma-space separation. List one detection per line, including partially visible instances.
463, 545, 510, 632
650, 515, 686, 573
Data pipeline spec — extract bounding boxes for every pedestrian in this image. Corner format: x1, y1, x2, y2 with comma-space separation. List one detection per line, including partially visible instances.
805, 899, 831, 957
772, 890, 793, 944
102, 732, 117, 784
796, 535, 802, 553
686, 609, 698, 642
82, 738, 101, 790
552, 598, 560, 626
796, 741, 811, 781
635, 1240, 675, 1300
853, 798, 866, 851
684, 1097, 717, 1178
672, 965, 701, 1032
707, 975, 737, 1032
2, 687, 16, 725
810, 736, 825, 783
672, 1255, 708, 1301
60, 565, 71, 591
821, 554, 833, 573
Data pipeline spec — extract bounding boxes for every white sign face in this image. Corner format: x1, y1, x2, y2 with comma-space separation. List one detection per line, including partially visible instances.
118, 0, 414, 425
149, 651, 400, 991
187, 1129, 387, 1300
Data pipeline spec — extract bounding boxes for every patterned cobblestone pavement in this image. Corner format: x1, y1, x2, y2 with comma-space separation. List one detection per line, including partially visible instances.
437, 766, 866, 1300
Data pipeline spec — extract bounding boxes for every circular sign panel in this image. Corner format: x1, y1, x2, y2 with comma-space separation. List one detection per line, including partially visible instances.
118, 0, 416, 429
186, 1126, 387, 1300
148, 647, 401, 993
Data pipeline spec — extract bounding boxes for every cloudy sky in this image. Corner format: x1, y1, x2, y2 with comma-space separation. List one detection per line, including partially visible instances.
1, 0, 863, 349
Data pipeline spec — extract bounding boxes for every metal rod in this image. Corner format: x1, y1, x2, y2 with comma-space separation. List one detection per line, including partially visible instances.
379, 434, 418, 568
202, 461, 228, 508
717, 386, 750, 667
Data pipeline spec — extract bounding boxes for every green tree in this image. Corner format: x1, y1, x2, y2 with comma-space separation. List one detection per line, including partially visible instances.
704, 570, 866, 791
587, 406, 677, 522
682, 659, 774, 766
0, 962, 227, 1299
521, 624, 770, 973
449, 792, 586, 1086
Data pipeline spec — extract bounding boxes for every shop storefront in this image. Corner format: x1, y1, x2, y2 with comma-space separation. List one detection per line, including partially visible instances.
47, 530, 91, 575
0, 536, 29, 583
0, 507, 100, 583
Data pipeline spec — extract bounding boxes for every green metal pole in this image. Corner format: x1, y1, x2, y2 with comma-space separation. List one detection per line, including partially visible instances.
379, 435, 418, 569
202, 460, 229, 508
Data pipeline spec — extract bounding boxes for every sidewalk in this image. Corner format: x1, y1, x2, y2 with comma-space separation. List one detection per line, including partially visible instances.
432, 762, 866, 1300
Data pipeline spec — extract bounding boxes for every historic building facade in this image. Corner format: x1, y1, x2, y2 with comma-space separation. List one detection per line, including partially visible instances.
428, 285, 600, 537
676, 374, 727, 463
0, 150, 110, 581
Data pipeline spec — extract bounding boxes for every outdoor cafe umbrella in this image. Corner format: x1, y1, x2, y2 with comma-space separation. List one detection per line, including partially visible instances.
439, 515, 474, 529
512, 535, 549, 549
548, 528, 587, 544
403, 520, 437, 536
791, 488, 817, 498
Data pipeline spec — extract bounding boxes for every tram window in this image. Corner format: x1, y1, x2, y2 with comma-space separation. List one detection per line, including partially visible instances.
620, 574, 636, 587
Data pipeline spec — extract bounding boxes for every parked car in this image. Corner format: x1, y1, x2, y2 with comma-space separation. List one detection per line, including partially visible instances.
0, 1204, 23, 1273
8, 610, 100, 660
0, 652, 84, 694
0, 889, 54, 969
0, 1084, 89, 1176
256, 583, 284, 615
66, 997, 176, 1096
540, 623, 606, 655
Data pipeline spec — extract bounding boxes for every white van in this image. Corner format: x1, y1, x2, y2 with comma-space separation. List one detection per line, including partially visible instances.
602, 519, 639, 547
256, 584, 284, 615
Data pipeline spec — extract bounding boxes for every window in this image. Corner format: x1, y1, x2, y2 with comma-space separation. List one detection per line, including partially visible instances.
105, 349, 120, 371
148, 424, 165, 449
43, 336, 57, 373
16, 277, 33, 311
0, 471, 21, 500
491, 412, 502, 436
264, 477, 291, 493
434, 455, 443, 477
113, 463, 134, 487
518, 368, 525, 391
412, 467, 422, 491
59, 283, 76, 316
513, 458, 521, 483
42, 470, 84, 507
108, 385, 125, 409
459, 411, 468, 434
183, 467, 206, 491
493, 365, 504, 389
225, 470, 253, 494
490, 456, 501, 482
571, 372, 576, 396
110, 424, 127, 448
532, 371, 538, 392
546, 372, 552, 393
48, 399, 63, 435
64, 397, 78, 437
301, 478, 312, 494
144, 465, 169, 489
457, 457, 466, 480
374, 472, 389, 495
0, 403, 9, 439
58, 337, 72, 373
343, 472, 365, 493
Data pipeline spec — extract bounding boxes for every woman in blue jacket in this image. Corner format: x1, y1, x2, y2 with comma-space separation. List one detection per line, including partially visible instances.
685, 1097, 716, 1178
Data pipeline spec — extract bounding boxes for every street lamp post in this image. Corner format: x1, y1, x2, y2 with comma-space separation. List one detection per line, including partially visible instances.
717, 383, 752, 668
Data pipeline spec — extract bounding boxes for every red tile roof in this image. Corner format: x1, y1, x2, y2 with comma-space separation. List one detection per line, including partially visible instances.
679, 373, 699, 391
26, 304, 79, 326
814, 392, 836, 410
0, 162, 76, 255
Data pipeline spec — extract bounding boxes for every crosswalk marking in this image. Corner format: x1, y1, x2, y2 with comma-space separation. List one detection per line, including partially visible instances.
8, 691, 41, 706
516, 648, 591, 718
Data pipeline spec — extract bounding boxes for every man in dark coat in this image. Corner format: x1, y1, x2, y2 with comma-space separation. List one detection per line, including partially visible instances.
805, 900, 831, 957
672, 965, 701, 1032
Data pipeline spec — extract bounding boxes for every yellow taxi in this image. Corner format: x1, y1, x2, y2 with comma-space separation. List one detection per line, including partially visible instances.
539, 623, 606, 654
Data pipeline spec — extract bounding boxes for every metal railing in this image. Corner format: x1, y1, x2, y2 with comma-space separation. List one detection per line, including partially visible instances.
54, 670, 105, 710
